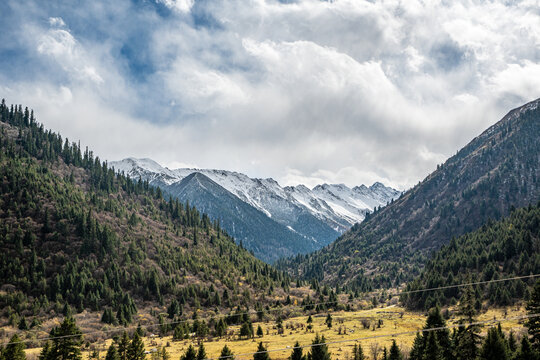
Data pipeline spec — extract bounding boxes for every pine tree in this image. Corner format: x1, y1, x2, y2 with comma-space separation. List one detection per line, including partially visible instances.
173, 324, 185, 340
257, 325, 264, 337
352, 343, 364, 360
161, 347, 170, 360
290, 341, 303, 360
307, 316, 313, 331
424, 307, 452, 360
168, 299, 180, 319
423, 332, 442, 360
127, 332, 145, 360
105, 344, 120, 360
514, 336, 539, 360
309, 334, 330, 360
219, 345, 234, 360
49, 317, 83, 360
507, 331, 517, 354
254, 342, 270, 360
325, 314, 332, 328
479, 327, 509, 360
181, 345, 197, 360
18, 317, 29, 330
197, 343, 207, 360
4, 334, 26, 360
38, 341, 52, 360
388, 340, 402, 360
527, 280, 540, 351
117, 331, 130, 360
408, 333, 424, 360
455, 287, 481, 360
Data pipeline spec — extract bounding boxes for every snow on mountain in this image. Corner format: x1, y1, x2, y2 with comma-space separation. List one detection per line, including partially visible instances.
110, 158, 401, 234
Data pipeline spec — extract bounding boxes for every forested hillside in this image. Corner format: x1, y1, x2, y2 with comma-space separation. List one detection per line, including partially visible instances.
0, 100, 291, 328
278, 99, 540, 291
403, 202, 540, 310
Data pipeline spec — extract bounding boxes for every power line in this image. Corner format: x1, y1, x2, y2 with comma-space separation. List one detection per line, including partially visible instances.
206, 312, 540, 360
396, 274, 540, 296
3, 273, 538, 346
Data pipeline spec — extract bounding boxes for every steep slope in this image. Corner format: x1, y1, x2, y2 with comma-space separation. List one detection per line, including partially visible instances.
278, 98, 540, 290
403, 202, 540, 310
0, 101, 290, 326
166, 172, 321, 262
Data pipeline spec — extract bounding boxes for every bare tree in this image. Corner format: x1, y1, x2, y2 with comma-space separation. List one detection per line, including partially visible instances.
369, 342, 380, 360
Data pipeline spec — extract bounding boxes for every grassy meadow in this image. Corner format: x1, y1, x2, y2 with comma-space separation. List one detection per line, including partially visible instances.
22, 304, 525, 360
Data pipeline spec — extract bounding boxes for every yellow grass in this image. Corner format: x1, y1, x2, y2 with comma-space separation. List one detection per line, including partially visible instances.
59, 305, 528, 360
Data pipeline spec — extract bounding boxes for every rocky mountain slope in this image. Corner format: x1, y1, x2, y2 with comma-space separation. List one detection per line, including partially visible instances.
111, 158, 400, 262
278, 98, 540, 290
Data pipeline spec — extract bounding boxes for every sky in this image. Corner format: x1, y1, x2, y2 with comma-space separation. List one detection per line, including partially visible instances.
0, 0, 539, 190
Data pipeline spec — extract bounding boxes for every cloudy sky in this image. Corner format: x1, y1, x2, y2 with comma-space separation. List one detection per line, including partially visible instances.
0, 0, 539, 190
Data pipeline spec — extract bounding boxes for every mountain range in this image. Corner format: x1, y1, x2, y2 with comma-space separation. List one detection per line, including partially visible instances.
110, 158, 400, 262
278, 98, 540, 289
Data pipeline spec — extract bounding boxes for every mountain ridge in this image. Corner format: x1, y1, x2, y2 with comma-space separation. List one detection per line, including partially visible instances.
111, 157, 400, 262
277, 97, 540, 290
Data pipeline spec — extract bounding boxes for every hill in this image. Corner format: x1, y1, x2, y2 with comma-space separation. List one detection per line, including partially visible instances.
403, 202, 540, 310
0, 100, 290, 328
278, 98, 540, 290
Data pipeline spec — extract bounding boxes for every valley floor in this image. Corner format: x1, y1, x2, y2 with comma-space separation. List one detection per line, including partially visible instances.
21, 305, 527, 360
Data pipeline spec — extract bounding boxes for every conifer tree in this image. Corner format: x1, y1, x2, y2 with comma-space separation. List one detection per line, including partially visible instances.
4, 334, 26, 360
289, 341, 304, 360
527, 280, 540, 351
127, 332, 145, 360
49, 317, 83, 360
325, 314, 332, 328
424, 307, 452, 360
388, 340, 402, 360
507, 330, 517, 354
38, 341, 52, 360
181, 345, 197, 360
307, 316, 313, 331
479, 327, 508, 360
168, 299, 180, 319
117, 331, 130, 360
352, 343, 365, 360
254, 342, 270, 360
197, 343, 207, 360
18, 317, 29, 330
257, 325, 264, 337
105, 344, 120, 360
161, 347, 170, 360
455, 287, 481, 360
514, 336, 539, 360
219, 345, 234, 360
173, 324, 185, 340
424, 332, 442, 360
408, 333, 424, 360
309, 334, 330, 360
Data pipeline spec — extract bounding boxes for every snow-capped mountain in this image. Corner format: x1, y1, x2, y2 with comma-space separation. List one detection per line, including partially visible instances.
111, 157, 401, 260
284, 182, 401, 232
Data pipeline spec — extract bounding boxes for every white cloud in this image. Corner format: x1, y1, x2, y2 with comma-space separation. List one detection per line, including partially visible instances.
1, 0, 539, 190
156, 0, 194, 13
37, 28, 103, 84
48, 17, 66, 28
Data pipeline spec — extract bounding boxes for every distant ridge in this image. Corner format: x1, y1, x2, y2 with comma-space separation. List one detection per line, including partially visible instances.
111, 158, 400, 262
